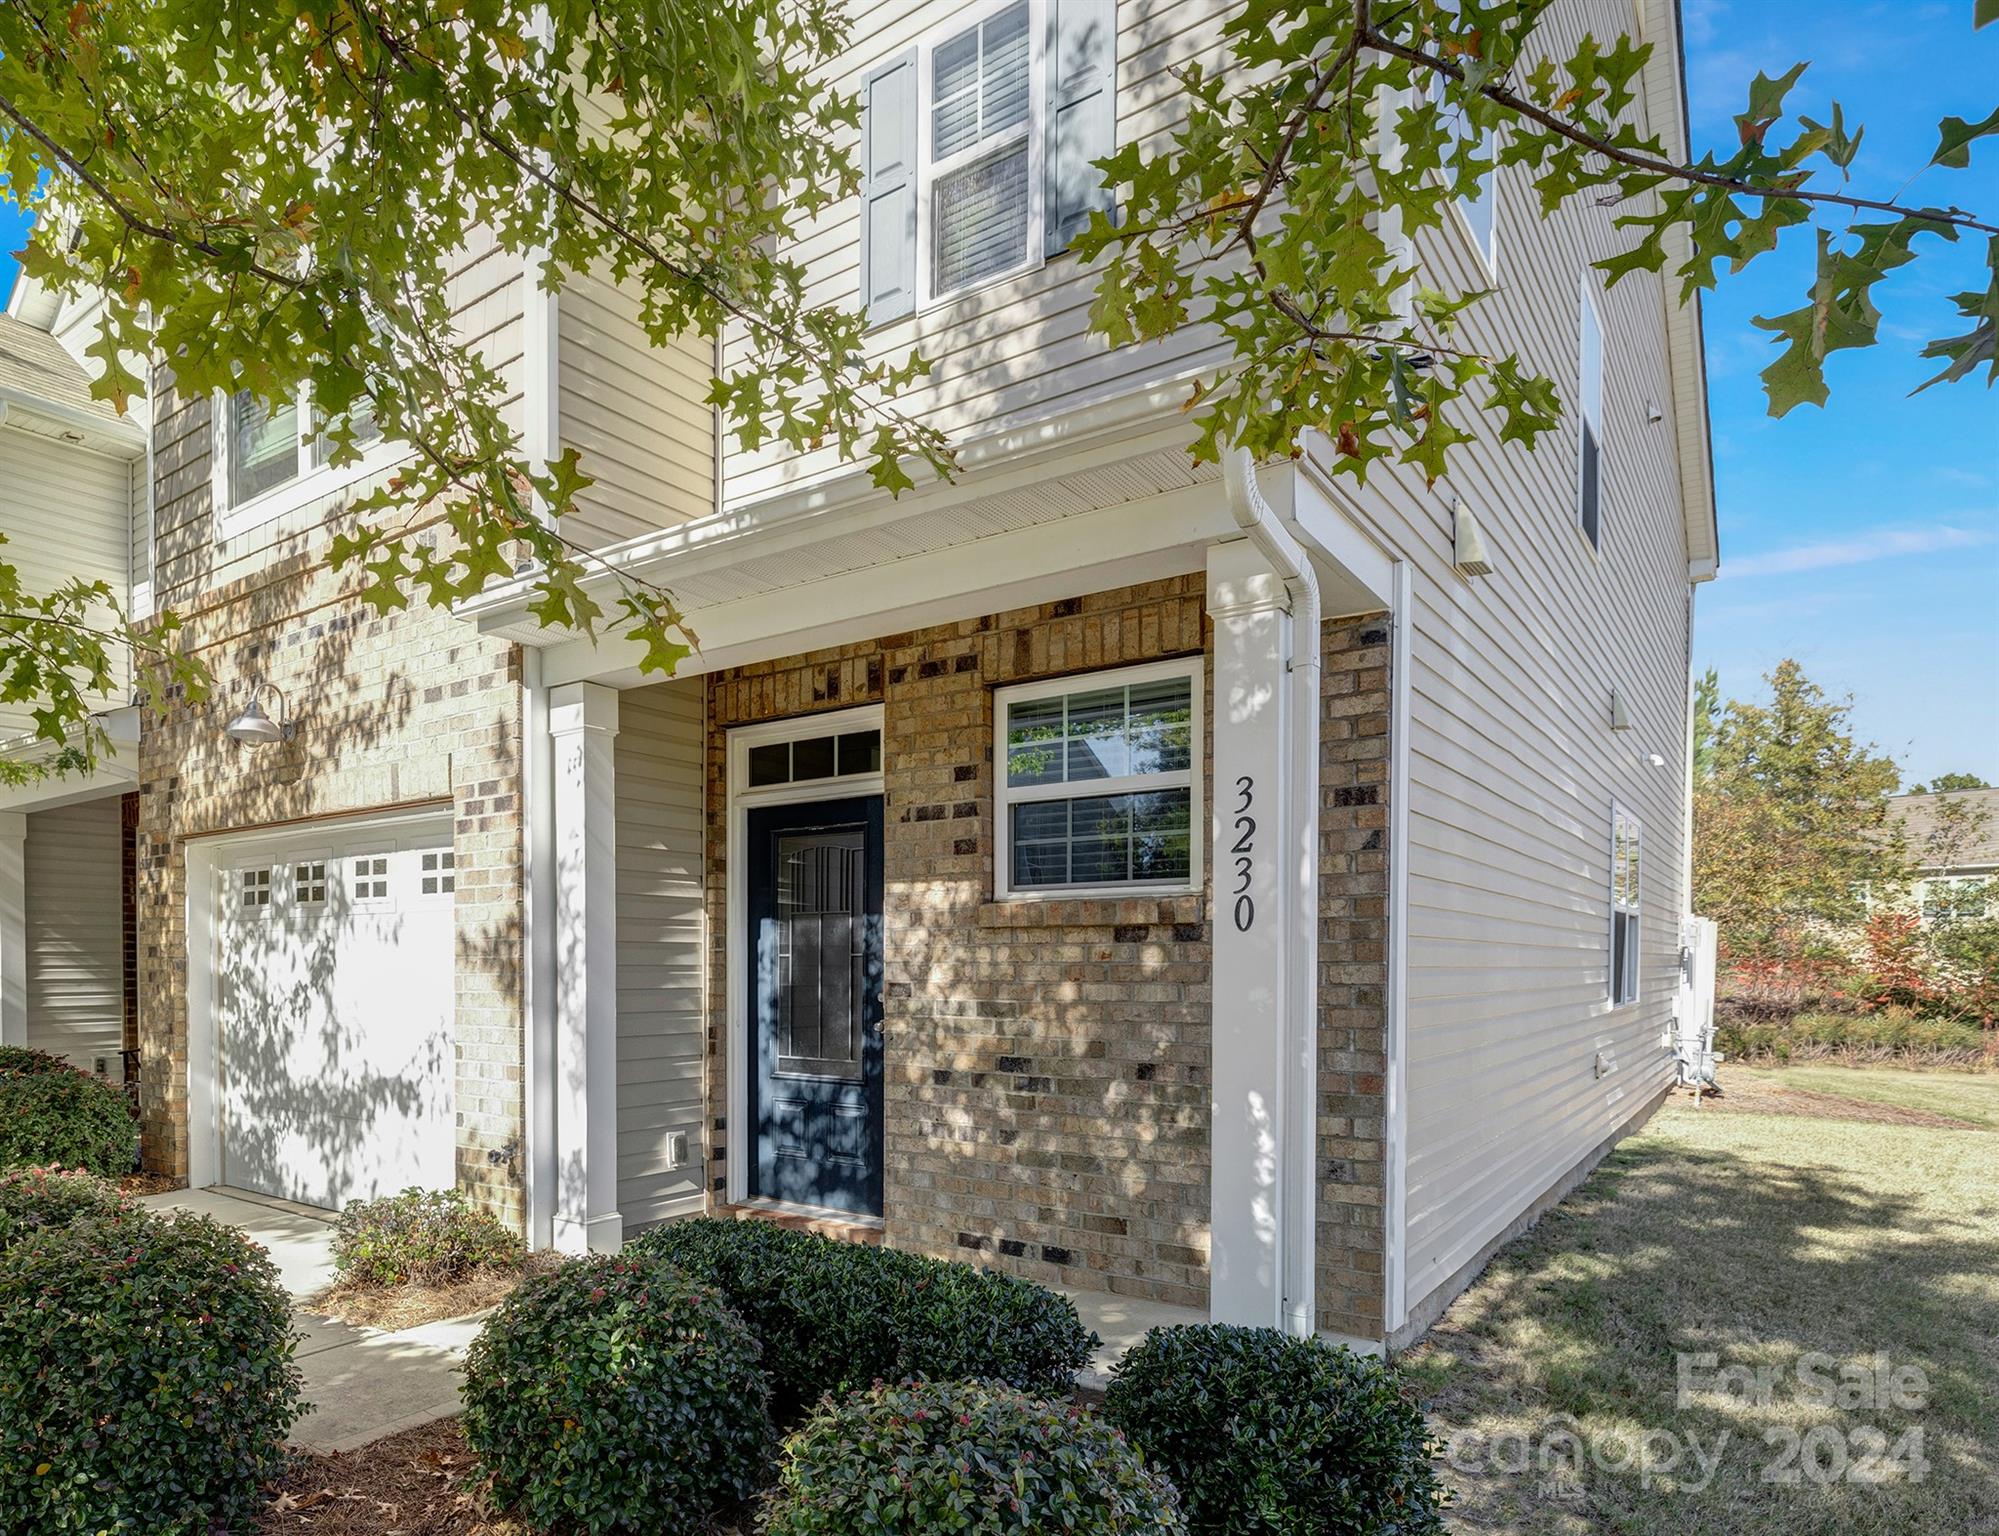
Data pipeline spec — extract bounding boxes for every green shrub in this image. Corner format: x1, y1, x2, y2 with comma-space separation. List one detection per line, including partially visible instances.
332, 1185, 525, 1287
629, 1218, 1096, 1420
0, 1045, 75, 1077
1103, 1324, 1446, 1535
0, 1165, 126, 1255
0, 1057, 139, 1176
764, 1378, 1185, 1536
1717, 1007, 1987, 1064
461, 1250, 771, 1534
0, 1206, 303, 1535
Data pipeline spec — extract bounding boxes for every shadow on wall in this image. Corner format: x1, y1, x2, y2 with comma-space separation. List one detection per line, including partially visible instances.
142, 376, 524, 1206
218, 876, 449, 1208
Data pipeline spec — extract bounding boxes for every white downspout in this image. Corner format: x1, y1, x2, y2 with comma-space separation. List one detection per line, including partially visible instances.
1222, 449, 1321, 1339
522, 649, 557, 1250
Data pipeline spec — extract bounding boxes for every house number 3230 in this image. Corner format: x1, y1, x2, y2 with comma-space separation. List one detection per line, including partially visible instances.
1231, 775, 1256, 932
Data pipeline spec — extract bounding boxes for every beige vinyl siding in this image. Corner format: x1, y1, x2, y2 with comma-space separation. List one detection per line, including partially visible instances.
1310, 0, 1689, 1323
721, 0, 1239, 507
614, 677, 708, 1226
557, 277, 715, 548
24, 797, 125, 1077
0, 427, 134, 737
152, 226, 525, 609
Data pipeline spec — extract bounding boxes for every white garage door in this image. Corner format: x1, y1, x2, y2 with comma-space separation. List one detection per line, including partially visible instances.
217, 820, 456, 1210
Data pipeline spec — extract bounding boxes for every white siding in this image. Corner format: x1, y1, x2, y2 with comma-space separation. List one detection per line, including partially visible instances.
1312, 0, 1692, 1324
721, 0, 1238, 506
614, 677, 708, 1226
557, 276, 714, 548
0, 427, 134, 738
24, 797, 125, 1077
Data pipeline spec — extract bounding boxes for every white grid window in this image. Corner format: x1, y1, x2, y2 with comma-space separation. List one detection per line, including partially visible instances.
239, 868, 272, 911
220, 385, 383, 512
920, 0, 1044, 303
420, 849, 456, 897
351, 854, 391, 902
1920, 876, 1988, 926
1610, 805, 1640, 1006
294, 861, 327, 905
995, 659, 1201, 898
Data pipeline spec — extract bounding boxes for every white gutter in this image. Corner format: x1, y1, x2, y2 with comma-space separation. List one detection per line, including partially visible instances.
1382, 560, 1413, 1336
1222, 448, 1321, 1340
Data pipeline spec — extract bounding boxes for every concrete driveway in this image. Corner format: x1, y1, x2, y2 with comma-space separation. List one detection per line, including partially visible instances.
140, 1187, 481, 1453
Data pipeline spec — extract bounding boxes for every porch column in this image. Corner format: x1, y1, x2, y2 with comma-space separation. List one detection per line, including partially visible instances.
0, 813, 24, 1047
548, 682, 621, 1254
1206, 541, 1297, 1330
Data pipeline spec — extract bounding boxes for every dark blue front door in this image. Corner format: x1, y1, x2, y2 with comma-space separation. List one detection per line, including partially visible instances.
747, 796, 885, 1216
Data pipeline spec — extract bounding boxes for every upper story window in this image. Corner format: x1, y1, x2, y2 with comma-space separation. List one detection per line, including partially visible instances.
995, 658, 1201, 898
1609, 804, 1640, 1006
860, 0, 1116, 324
216, 385, 384, 532
1577, 281, 1605, 551
1920, 875, 1989, 926
1428, 0, 1496, 270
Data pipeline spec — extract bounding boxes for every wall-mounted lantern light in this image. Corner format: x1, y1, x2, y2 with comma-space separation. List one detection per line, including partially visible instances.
223, 681, 294, 746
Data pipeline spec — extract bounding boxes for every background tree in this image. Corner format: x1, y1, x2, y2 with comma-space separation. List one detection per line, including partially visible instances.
1693, 659, 1904, 954
1908, 772, 1993, 793
1691, 667, 1720, 782
2, 0, 1995, 778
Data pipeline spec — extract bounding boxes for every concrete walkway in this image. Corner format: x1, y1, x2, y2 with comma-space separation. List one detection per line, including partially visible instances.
139, 1187, 477, 1453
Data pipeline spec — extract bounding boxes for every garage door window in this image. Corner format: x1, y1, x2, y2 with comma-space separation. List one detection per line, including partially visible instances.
294, 861, 328, 905
239, 868, 272, 911
420, 850, 455, 897
351, 854, 391, 904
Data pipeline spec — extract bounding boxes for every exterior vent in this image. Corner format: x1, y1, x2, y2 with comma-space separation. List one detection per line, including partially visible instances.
1610, 688, 1633, 732
1452, 499, 1496, 577
663, 1130, 689, 1169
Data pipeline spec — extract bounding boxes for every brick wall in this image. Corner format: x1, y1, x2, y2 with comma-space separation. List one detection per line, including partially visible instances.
1315, 613, 1392, 1338
706, 577, 1213, 1306
702, 576, 1394, 1326
136, 376, 528, 1225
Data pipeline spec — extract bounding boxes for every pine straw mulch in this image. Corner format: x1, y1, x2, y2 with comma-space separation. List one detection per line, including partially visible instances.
117, 1171, 185, 1197
304, 1252, 565, 1332
1676, 1076, 1981, 1129
260, 1418, 755, 1536
260, 1419, 527, 1536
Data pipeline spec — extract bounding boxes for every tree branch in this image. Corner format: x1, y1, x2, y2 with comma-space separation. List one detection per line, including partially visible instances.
1357, 26, 1999, 237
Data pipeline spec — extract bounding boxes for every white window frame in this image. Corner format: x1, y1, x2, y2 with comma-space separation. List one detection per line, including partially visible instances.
211, 383, 399, 541
915, 0, 1048, 311
994, 656, 1204, 901
1426, 1, 1499, 277
1919, 874, 1989, 926
1576, 276, 1606, 553
1609, 802, 1640, 1007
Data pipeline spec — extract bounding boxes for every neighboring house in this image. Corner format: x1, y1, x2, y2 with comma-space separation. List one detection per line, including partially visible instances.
1889, 788, 1997, 925
4, 0, 1716, 1352
0, 300, 149, 1082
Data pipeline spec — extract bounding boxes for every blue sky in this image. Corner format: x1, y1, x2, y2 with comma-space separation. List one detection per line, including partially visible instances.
1682, 0, 1998, 787
2, 4, 1994, 783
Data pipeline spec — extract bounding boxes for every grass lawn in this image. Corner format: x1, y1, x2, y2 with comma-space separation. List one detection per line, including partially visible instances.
1402, 1070, 1999, 1535
1730, 1064, 1999, 1128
